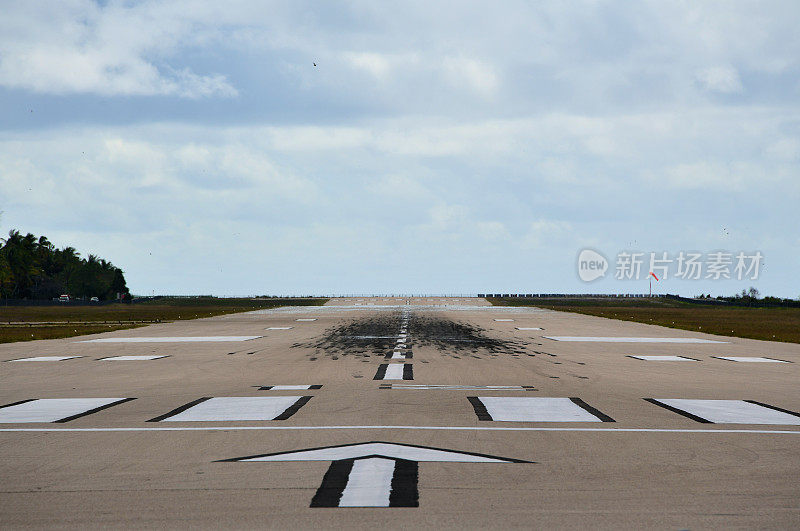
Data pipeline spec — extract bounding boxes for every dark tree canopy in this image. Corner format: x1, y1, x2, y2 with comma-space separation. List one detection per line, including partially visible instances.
0, 230, 129, 300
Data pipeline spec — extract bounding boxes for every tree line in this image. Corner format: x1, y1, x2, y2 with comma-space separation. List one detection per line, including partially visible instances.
0, 230, 129, 300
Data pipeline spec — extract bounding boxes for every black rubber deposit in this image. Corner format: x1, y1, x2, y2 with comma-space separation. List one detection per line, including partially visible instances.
294, 312, 531, 360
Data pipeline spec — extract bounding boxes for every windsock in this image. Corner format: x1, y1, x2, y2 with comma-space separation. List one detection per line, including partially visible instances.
649, 272, 659, 281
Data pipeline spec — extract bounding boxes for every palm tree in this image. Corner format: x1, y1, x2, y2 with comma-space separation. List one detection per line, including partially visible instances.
0, 249, 14, 298
1, 231, 40, 297
0, 230, 129, 300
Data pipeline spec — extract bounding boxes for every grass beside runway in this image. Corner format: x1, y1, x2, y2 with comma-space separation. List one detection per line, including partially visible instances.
0, 297, 328, 344
0, 323, 147, 343
487, 297, 800, 344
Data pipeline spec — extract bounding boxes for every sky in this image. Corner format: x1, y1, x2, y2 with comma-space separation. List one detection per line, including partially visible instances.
1, 0, 799, 297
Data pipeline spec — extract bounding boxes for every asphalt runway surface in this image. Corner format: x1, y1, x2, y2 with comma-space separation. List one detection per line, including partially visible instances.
1, 297, 798, 529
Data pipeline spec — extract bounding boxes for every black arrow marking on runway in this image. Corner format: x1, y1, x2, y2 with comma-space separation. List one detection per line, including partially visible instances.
219, 441, 530, 508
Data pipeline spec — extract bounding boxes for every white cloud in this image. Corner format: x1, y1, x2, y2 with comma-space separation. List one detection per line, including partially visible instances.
654, 159, 787, 192
2, 112, 798, 295
0, 2, 237, 98
4, 1, 799, 107
696, 66, 743, 94
535, 158, 581, 184
444, 56, 499, 96
522, 220, 572, 248
344, 52, 393, 79
367, 174, 430, 200
102, 138, 169, 187
475, 221, 510, 241
166, 68, 238, 99
2, 1, 800, 296
428, 203, 469, 230
0, 127, 320, 239
661, 161, 736, 189
765, 138, 800, 161
264, 126, 370, 152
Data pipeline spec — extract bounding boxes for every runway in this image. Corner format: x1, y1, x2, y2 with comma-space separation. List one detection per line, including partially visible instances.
1, 297, 798, 528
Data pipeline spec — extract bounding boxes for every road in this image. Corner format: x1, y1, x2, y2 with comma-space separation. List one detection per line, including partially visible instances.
1, 297, 798, 529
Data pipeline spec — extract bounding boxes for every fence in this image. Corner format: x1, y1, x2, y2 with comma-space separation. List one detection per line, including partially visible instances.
477, 293, 670, 299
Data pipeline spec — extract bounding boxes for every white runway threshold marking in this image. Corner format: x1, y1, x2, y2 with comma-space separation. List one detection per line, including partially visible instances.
0, 398, 134, 423
148, 396, 312, 422
7, 356, 81, 362
711, 356, 791, 363
544, 336, 727, 343
628, 355, 699, 361
645, 399, 800, 425
296, 318, 317, 321
98, 355, 168, 361
79, 336, 262, 343
266, 327, 293, 330
516, 327, 543, 331
494, 319, 515, 322
468, 397, 614, 422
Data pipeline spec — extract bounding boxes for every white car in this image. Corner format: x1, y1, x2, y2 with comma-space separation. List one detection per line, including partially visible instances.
90, 297, 99, 302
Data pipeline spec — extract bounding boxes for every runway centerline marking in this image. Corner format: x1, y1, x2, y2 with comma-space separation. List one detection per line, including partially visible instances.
346, 335, 407, 339
259, 385, 323, 390
374, 364, 413, 380
266, 327, 293, 330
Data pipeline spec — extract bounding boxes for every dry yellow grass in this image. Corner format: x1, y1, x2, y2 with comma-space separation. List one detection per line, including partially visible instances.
488, 298, 800, 344
0, 297, 328, 343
